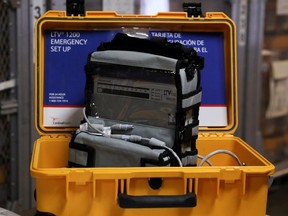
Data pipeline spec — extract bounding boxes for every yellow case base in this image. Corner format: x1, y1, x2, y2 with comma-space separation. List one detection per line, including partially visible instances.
31, 10, 274, 216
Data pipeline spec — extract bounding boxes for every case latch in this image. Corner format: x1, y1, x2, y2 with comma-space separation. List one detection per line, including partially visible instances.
66, 0, 85, 16
183, 2, 203, 17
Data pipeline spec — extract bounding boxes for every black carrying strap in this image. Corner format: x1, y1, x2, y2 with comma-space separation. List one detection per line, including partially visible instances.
174, 62, 202, 165
97, 33, 200, 61
97, 33, 204, 83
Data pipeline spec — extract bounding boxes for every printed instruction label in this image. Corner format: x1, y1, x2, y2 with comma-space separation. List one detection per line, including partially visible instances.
44, 30, 118, 108
151, 32, 208, 53
48, 92, 68, 103
150, 31, 226, 107
44, 30, 227, 127
49, 31, 88, 53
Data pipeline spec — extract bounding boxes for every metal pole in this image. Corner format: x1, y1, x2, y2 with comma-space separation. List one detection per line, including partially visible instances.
243, 0, 266, 153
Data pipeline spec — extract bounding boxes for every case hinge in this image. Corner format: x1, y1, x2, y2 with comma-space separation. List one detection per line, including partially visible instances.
183, 2, 203, 17
66, 0, 85, 16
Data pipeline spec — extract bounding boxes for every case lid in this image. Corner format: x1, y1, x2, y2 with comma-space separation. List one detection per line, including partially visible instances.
34, 10, 238, 136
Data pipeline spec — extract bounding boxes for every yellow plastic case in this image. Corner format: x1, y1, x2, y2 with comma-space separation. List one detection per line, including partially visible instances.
30, 10, 274, 216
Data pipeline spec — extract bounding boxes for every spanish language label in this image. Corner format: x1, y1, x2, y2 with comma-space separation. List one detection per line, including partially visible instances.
150, 31, 226, 106
151, 32, 208, 53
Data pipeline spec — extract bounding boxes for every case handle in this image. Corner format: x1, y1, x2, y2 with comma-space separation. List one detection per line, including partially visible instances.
118, 193, 196, 208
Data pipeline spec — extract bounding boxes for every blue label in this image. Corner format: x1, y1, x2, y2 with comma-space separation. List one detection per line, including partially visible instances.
44, 30, 120, 106
44, 30, 226, 107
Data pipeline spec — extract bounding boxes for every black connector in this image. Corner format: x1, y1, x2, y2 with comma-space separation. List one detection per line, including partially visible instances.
66, 0, 85, 16
183, 2, 203, 17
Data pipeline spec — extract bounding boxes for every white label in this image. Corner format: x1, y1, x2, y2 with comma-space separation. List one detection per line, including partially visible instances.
266, 60, 288, 118
31, 0, 46, 25
199, 106, 228, 127
44, 107, 83, 127
238, 0, 248, 47
277, 0, 288, 15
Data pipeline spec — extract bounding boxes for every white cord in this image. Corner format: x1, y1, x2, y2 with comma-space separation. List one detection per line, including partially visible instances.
162, 146, 183, 167
82, 107, 107, 136
82, 107, 182, 167
197, 155, 213, 166
198, 149, 242, 166
146, 138, 182, 167
83, 107, 238, 167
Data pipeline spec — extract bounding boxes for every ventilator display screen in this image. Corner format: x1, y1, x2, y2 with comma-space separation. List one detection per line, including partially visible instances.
89, 63, 177, 129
